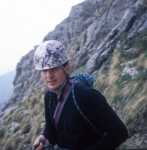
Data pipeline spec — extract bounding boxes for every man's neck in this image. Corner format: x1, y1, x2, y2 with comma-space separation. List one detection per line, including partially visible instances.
54, 81, 67, 99
55, 90, 62, 99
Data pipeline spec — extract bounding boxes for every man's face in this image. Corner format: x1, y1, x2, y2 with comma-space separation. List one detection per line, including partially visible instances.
41, 64, 70, 94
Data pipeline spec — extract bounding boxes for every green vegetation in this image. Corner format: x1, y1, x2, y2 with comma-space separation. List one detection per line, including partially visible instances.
21, 124, 31, 134
129, 34, 147, 52
94, 39, 147, 136
0, 89, 45, 150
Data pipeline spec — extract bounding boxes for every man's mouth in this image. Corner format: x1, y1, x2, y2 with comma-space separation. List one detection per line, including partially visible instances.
47, 80, 56, 84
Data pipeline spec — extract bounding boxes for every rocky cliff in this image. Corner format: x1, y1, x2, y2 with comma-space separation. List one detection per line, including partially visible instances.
0, 0, 147, 149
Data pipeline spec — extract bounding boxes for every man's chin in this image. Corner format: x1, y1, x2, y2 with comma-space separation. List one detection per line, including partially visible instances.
47, 82, 66, 94
48, 86, 61, 92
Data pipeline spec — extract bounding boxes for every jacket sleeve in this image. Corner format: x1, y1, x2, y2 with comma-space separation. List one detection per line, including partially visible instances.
42, 91, 57, 145
75, 85, 129, 149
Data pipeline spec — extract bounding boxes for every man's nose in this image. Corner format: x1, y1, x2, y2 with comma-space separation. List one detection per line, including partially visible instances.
46, 69, 54, 78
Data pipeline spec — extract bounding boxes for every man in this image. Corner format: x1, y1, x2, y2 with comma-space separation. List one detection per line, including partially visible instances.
32, 40, 128, 150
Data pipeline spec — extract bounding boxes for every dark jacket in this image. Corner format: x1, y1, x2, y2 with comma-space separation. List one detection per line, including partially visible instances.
43, 82, 128, 150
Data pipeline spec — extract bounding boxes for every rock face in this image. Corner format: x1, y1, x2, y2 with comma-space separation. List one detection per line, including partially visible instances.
0, 71, 15, 110
0, 0, 147, 149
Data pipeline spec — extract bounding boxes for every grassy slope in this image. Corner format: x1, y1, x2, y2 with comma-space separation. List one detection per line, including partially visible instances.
94, 46, 147, 135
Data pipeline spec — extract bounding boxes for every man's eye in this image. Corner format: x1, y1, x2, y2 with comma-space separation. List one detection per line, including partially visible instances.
51, 67, 59, 71
42, 70, 48, 73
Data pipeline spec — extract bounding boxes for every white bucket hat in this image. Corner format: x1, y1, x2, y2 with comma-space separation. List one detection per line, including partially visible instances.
34, 40, 68, 70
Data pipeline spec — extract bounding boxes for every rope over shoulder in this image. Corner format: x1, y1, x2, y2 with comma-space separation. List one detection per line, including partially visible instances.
71, 72, 96, 88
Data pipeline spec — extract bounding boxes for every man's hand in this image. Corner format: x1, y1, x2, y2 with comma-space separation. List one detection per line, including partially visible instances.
32, 135, 49, 150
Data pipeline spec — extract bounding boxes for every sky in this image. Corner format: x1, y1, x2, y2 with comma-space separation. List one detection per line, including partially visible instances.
0, 0, 84, 76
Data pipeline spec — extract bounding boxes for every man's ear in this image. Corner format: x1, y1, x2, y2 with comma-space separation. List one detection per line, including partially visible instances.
65, 64, 71, 74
